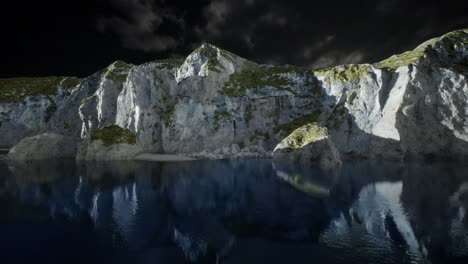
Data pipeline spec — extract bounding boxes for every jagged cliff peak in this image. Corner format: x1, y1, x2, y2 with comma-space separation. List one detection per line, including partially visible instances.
176, 42, 254, 82
374, 28, 467, 71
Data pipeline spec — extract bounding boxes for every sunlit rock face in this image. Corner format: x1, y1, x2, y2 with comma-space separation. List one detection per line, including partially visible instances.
1, 29, 467, 160
320, 181, 425, 262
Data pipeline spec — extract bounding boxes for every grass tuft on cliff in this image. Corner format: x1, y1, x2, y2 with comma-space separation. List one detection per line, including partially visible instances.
313, 65, 370, 85
374, 28, 468, 71
91, 125, 136, 146
0, 77, 71, 103
222, 65, 311, 97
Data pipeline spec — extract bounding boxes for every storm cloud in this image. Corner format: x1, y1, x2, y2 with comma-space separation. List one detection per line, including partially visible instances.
96, 0, 468, 68
97, 0, 183, 51
1, 0, 467, 77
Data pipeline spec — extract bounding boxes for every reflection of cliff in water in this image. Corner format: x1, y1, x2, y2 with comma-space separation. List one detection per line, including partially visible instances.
0, 160, 467, 263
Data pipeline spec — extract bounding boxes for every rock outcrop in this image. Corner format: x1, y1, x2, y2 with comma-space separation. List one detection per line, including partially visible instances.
1, 29, 467, 161
272, 123, 341, 166
7, 133, 78, 160
76, 125, 143, 160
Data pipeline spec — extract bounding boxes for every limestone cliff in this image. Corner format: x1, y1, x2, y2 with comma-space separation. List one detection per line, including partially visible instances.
1, 28, 467, 161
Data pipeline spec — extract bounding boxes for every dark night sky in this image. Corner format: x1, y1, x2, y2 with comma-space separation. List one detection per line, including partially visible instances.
1, 0, 467, 78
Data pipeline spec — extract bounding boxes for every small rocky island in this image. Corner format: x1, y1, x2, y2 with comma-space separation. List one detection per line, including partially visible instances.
0, 28, 467, 164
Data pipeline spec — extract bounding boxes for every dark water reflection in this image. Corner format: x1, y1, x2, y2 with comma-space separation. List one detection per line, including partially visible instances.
0, 159, 467, 264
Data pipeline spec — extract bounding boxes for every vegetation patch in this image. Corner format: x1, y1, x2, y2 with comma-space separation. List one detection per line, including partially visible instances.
442, 28, 468, 45
206, 58, 224, 73
238, 141, 245, 149
154, 75, 164, 85
61, 77, 80, 90
313, 65, 370, 85
347, 91, 357, 105
244, 104, 253, 124
105, 60, 131, 83
375, 51, 426, 71
374, 37, 442, 71
213, 110, 230, 130
91, 125, 136, 146
45, 96, 57, 122
220, 50, 235, 63
279, 123, 327, 150
80, 97, 88, 105
0, 77, 67, 103
163, 103, 175, 127
222, 65, 310, 97
373, 29, 467, 71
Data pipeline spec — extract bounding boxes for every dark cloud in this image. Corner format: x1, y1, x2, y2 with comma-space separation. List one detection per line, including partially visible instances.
34, 0, 468, 68
1, 0, 467, 77
376, 0, 399, 13
97, 0, 183, 51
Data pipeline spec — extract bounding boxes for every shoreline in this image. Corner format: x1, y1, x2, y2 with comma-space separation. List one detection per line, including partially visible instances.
133, 153, 197, 162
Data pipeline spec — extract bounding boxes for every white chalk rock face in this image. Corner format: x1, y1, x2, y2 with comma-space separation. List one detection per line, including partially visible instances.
8, 133, 78, 160
272, 123, 341, 167
0, 28, 467, 161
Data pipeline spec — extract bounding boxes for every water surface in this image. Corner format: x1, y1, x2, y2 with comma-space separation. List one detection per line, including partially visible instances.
0, 159, 467, 264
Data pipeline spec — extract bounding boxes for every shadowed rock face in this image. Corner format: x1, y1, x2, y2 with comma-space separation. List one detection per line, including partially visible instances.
0, 29, 467, 160
7, 133, 78, 160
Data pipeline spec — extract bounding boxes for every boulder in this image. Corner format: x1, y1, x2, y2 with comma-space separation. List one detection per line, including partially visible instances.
273, 123, 341, 167
7, 133, 78, 160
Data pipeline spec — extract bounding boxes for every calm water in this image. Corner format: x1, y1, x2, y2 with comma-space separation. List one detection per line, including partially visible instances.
0, 159, 467, 264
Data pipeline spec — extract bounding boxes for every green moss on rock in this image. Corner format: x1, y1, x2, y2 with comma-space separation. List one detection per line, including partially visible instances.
163, 104, 175, 127
313, 65, 370, 85
105, 60, 131, 83
80, 97, 88, 105
347, 91, 357, 105
279, 123, 327, 150
222, 65, 310, 97
155, 75, 164, 85
244, 104, 253, 124
375, 50, 427, 71
213, 109, 230, 129
91, 125, 136, 146
45, 96, 57, 122
0, 77, 67, 103
61, 77, 80, 89
206, 58, 224, 73
374, 35, 441, 71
